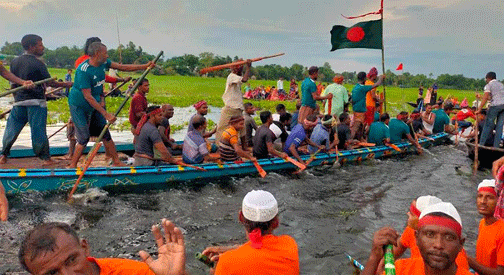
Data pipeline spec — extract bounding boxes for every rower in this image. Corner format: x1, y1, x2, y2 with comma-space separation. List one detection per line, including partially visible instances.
411, 111, 432, 137
336, 112, 358, 150
188, 100, 216, 138
201, 190, 299, 275
367, 113, 390, 146
252, 111, 288, 160
19, 219, 186, 275
308, 115, 338, 154
218, 115, 257, 163
158, 104, 182, 151
272, 103, 286, 122
393, 196, 470, 271
67, 42, 152, 168
133, 106, 177, 166
421, 103, 435, 134
243, 102, 257, 148
182, 115, 219, 164
284, 114, 323, 165
389, 112, 422, 152
128, 78, 149, 131
467, 179, 504, 274
432, 103, 456, 134
0, 34, 72, 165
362, 202, 472, 275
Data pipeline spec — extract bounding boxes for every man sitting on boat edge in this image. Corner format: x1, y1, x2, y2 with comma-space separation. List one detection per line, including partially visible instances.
252, 111, 288, 160
133, 106, 178, 166
218, 115, 257, 163
284, 114, 323, 165
19, 219, 186, 275
182, 115, 219, 164
389, 111, 422, 153
367, 113, 390, 146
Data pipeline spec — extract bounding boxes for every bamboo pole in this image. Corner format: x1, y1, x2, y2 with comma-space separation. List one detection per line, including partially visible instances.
0, 77, 56, 98
380, 11, 387, 112
474, 100, 480, 174
68, 51, 163, 202
199, 53, 284, 75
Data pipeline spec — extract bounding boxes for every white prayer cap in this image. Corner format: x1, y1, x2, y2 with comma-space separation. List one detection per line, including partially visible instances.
419, 202, 462, 228
416, 195, 443, 212
478, 179, 496, 190
269, 123, 283, 139
242, 190, 278, 222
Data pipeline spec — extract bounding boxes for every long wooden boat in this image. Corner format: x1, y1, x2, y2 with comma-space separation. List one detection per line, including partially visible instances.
1, 133, 449, 194
465, 141, 503, 169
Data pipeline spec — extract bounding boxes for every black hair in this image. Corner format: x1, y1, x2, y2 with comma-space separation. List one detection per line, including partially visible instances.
486, 72, 497, 80
244, 103, 254, 109
444, 103, 454, 111
380, 113, 390, 122
242, 215, 278, 234
339, 112, 349, 122
306, 114, 318, 122
84, 37, 101, 55
280, 112, 292, 123
323, 114, 332, 122
139, 78, 149, 85
308, 66, 319, 75
357, 72, 367, 82
21, 34, 42, 50
19, 222, 81, 273
260, 111, 272, 124
276, 103, 286, 112
192, 115, 206, 129
146, 105, 160, 114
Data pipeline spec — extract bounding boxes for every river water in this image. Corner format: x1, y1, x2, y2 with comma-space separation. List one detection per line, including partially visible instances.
0, 141, 492, 274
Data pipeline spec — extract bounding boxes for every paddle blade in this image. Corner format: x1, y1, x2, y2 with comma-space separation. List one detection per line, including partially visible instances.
253, 161, 267, 178
286, 156, 306, 170
387, 143, 402, 152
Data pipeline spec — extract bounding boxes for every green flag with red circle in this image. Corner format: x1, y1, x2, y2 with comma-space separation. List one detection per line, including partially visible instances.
330, 19, 382, 51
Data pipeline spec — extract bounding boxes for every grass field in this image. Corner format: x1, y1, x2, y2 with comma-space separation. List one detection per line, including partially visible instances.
0, 67, 480, 127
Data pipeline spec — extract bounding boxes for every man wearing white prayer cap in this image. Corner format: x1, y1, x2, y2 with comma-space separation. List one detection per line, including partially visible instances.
201, 190, 299, 275
363, 202, 472, 275
467, 179, 504, 275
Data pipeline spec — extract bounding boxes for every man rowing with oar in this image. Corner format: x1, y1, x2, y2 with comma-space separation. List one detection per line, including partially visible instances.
362, 202, 472, 275
68, 42, 153, 168
284, 114, 323, 165
252, 111, 288, 160
367, 113, 390, 146
389, 111, 422, 153
0, 34, 73, 166
218, 115, 257, 163
133, 106, 177, 166
215, 59, 252, 145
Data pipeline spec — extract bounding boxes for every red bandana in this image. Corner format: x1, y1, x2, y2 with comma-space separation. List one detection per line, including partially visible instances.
478, 187, 497, 197
194, 100, 207, 110
134, 108, 162, 136
417, 215, 462, 238
410, 202, 421, 217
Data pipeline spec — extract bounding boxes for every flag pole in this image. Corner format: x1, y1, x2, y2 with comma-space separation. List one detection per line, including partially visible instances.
380, 5, 386, 112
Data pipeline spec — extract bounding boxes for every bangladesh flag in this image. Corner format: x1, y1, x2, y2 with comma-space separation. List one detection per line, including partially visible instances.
330, 19, 382, 51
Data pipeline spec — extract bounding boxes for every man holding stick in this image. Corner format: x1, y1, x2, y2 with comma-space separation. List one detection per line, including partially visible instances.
215, 59, 252, 145
68, 42, 153, 168
0, 34, 72, 165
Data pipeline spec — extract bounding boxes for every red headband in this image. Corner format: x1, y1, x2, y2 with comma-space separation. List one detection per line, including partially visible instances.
410, 202, 421, 217
418, 215, 462, 238
134, 108, 163, 136
249, 228, 263, 249
194, 100, 207, 110
478, 187, 497, 197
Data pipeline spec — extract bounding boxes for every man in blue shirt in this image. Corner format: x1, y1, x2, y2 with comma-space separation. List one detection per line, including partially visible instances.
351, 72, 384, 140
368, 113, 390, 146
389, 112, 422, 153
64, 69, 72, 96
68, 42, 153, 168
308, 115, 338, 153
284, 114, 324, 165
298, 66, 332, 124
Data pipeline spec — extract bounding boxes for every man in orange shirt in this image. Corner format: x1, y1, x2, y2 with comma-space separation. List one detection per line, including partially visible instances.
393, 196, 470, 270
467, 179, 504, 274
19, 219, 186, 275
364, 67, 380, 127
362, 202, 472, 275
201, 190, 299, 275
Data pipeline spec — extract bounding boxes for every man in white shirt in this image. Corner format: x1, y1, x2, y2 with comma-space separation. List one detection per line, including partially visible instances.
277, 77, 285, 96
477, 71, 504, 147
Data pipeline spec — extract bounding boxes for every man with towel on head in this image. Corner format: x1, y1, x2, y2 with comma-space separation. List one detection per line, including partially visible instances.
363, 202, 472, 275
284, 114, 324, 165
188, 100, 216, 138
364, 67, 381, 127
321, 74, 348, 119
467, 179, 504, 275
201, 190, 299, 275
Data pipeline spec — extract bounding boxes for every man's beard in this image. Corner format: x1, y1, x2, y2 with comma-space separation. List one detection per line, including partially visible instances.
424, 251, 452, 270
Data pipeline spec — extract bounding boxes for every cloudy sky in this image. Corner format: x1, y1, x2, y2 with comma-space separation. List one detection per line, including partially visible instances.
0, 0, 502, 78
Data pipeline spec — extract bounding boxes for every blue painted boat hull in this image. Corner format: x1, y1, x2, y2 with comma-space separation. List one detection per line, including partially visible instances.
0, 133, 448, 194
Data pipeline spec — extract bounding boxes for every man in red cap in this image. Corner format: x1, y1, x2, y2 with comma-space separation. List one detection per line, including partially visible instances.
467, 179, 504, 274
188, 100, 216, 139
362, 202, 472, 275
364, 67, 381, 127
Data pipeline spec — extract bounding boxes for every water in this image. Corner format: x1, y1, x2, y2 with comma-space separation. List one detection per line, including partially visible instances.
0, 143, 490, 274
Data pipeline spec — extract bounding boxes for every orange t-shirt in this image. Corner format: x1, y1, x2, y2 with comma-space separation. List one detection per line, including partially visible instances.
400, 226, 470, 270
214, 234, 299, 275
87, 257, 155, 275
475, 218, 504, 268
395, 257, 473, 275
365, 80, 376, 107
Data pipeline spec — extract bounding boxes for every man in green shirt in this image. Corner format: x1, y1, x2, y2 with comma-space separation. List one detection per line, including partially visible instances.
321, 74, 348, 119
389, 112, 422, 153
432, 103, 455, 134
368, 113, 390, 146
351, 72, 384, 140
298, 66, 332, 124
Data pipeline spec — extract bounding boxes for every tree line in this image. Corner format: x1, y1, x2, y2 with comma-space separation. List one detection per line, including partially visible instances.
1, 41, 493, 90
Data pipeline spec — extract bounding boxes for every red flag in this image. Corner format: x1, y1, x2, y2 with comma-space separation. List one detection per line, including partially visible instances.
396, 63, 403, 71
342, 0, 383, 19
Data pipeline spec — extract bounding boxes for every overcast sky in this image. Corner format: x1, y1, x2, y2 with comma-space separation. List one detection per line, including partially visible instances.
0, 0, 502, 79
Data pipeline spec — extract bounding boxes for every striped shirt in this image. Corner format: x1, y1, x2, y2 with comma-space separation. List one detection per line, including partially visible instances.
219, 126, 240, 162
182, 130, 208, 164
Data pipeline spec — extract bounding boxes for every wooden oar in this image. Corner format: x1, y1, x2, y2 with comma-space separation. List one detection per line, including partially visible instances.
67, 142, 102, 201
252, 160, 267, 178
103, 79, 130, 97
0, 77, 56, 98
473, 109, 480, 175
293, 148, 322, 174
386, 143, 402, 152
0, 86, 64, 119
48, 123, 69, 140
327, 98, 332, 115
199, 53, 284, 75
175, 160, 206, 172
285, 156, 306, 171
68, 51, 163, 202
356, 142, 376, 147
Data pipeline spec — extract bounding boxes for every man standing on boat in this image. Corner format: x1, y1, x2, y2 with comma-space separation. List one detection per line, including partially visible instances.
477, 72, 504, 148
351, 72, 384, 140
298, 66, 332, 124
0, 34, 73, 165
68, 42, 153, 168
321, 74, 348, 120
215, 59, 252, 145
128, 78, 149, 131
364, 68, 381, 127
